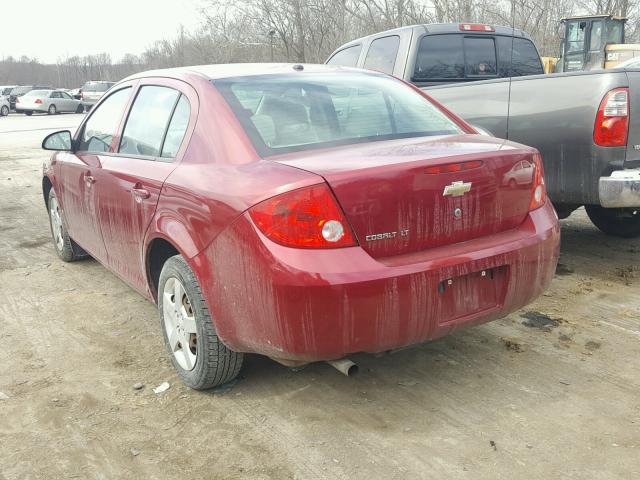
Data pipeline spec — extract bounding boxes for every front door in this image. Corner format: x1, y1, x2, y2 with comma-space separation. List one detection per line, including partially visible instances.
56, 86, 134, 262
93, 81, 194, 295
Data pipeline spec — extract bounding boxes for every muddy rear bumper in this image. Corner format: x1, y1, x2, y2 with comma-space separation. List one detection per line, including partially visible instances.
197, 201, 560, 362
599, 169, 640, 207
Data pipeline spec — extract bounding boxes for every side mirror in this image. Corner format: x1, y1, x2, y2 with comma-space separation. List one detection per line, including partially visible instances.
42, 130, 73, 151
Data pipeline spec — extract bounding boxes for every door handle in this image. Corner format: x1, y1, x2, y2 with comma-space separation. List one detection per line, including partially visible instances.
132, 187, 150, 200
85, 175, 96, 186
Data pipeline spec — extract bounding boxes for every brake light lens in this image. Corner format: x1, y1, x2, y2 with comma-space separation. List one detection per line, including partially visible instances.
35, 99, 43, 104
249, 184, 357, 248
460, 23, 495, 32
594, 87, 629, 147
424, 160, 483, 174
530, 152, 546, 210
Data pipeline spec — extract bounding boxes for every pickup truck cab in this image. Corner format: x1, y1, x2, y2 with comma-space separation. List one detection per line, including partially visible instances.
328, 24, 640, 237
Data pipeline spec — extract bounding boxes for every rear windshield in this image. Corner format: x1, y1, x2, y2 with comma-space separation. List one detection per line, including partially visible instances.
25, 90, 50, 97
216, 73, 462, 156
413, 34, 543, 81
83, 82, 114, 92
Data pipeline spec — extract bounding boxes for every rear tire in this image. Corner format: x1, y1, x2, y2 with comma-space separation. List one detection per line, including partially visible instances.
158, 255, 243, 390
25, 111, 32, 116
0, 105, 8, 116
48, 104, 57, 115
585, 204, 640, 238
47, 189, 91, 261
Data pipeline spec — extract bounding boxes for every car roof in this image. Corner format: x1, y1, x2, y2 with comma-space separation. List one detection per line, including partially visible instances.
122, 63, 369, 83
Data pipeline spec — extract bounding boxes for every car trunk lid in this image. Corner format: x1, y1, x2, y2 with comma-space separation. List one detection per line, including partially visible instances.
274, 135, 537, 258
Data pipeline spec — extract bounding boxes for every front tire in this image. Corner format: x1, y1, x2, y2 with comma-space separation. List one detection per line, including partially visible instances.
585, 205, 640, 238
47, 189, 90, 261
158, 255, 243, 390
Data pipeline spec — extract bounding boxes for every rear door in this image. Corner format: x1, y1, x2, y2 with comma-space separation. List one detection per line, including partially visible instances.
92, 79, 195, 294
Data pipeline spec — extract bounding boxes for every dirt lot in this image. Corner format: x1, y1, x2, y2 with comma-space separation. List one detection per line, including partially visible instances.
1, 113, 639, 480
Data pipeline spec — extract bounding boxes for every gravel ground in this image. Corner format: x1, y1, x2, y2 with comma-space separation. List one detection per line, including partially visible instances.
1, 113, 639, 480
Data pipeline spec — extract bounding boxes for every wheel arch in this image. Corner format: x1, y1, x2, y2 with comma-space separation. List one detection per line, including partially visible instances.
42, 176, 53, 207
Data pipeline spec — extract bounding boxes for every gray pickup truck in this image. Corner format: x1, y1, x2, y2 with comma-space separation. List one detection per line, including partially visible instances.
328, 23, 640, 237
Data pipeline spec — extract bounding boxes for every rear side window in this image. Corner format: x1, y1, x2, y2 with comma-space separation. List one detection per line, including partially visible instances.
327, 45, 362, 67
79, 87, 131, 153
496, 37, 543, 76
161, 95, 191, 158
463, 37, 497, 76
363, 36, 400, 74
119, 86, 181, 158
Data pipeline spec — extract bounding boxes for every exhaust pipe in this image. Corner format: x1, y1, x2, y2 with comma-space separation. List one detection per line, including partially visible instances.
326, 358, 359, 376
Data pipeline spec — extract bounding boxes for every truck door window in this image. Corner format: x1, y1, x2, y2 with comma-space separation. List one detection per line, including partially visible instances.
363, 35, 400, 75
590, 20, 603, 50
463, 37, 497, 76
327, 45, 362, 67
414, 34, 464, 80
567, 21, 587, 53
607, 22, 624, 44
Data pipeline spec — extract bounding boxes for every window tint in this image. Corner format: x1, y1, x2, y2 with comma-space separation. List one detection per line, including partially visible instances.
79, 87, 131, 153
119, 86, 181, 158
496, 37, 543, 77
161, 95, 190, 158
363, 36, 400, 74
464, 37, 497, 76
327, 45, 362, 67
217, 73, 462, 156
414, 34, 464, 80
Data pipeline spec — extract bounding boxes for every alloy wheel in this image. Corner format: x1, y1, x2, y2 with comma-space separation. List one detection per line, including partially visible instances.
49, 196, 64, 251
162, 277, 198, 371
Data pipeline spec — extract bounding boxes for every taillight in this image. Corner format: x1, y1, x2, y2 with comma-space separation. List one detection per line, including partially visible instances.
530, 152, 546, 211
594, 87, 629, 147
35, 99, 43, 104
249, 184, 358, 249
424, 160, 483, 174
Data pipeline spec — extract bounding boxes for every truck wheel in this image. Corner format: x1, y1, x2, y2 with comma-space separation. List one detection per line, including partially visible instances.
47, 189, 91, 261
585, 205, 640, 238
158, 255, 243, 390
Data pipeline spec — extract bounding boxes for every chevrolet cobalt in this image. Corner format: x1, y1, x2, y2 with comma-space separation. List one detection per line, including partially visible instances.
41, 64, 560, 389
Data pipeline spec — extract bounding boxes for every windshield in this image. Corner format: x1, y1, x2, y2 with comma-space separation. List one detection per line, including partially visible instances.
216, 73, 463, 156
83, 82, 114, 92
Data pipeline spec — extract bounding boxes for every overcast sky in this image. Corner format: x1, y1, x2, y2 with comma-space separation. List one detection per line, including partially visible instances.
0, 0, 203, 63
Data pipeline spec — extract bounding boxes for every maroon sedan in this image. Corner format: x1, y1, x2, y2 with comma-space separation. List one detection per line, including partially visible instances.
41, 64, 559, 389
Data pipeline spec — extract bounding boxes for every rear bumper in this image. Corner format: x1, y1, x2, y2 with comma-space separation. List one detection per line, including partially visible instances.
15, 105, 47, 113
599, 169, 640, 207
196, 201, 560, 362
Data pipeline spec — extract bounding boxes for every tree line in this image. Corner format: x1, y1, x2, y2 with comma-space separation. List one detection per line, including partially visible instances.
0, 0, 636, 88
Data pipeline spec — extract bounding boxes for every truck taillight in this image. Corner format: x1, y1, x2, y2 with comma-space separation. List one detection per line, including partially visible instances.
249, 184, 357, 249
530, 152, 546, 211
459, 23, 495, 32
594, 87, 629, 147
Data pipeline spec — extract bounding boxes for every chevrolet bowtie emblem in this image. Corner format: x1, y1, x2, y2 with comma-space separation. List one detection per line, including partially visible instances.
443, 181, 472, 197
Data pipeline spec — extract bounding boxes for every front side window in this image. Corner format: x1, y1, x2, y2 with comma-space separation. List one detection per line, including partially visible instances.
363, 36, 400, 74
327, 45, 362, 67
119, 86, 181, 158
463, 37, 497, 76
78, 87, 131, 153
216, 73, 462, 156
61, 92, 73, 100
